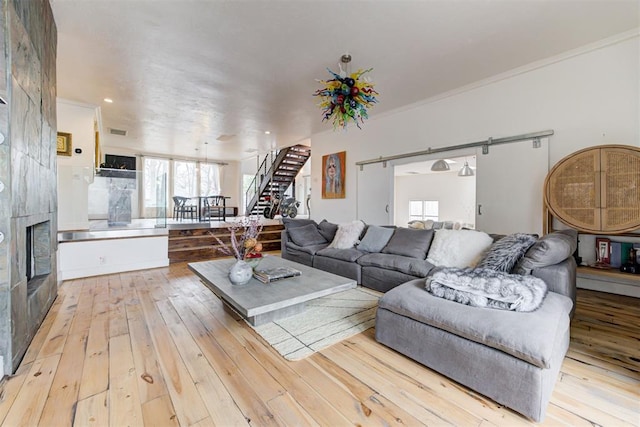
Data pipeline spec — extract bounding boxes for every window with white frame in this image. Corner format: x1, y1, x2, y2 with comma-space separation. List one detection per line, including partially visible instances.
409, 200, 439, 221
173, 160, 221, 197
200, 163, 221, 196
142, 157, 222, 217
143, 157, 169, 208
142, 157, 169, 218
173, 160, 198, 197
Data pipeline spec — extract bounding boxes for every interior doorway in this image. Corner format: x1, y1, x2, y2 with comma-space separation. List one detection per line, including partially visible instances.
393, 155, 476, 228
295, 175, 311, 217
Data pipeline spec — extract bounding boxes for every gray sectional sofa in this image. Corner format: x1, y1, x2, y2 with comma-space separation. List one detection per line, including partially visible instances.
281, 219, 436, 292
280, 218, 578, 422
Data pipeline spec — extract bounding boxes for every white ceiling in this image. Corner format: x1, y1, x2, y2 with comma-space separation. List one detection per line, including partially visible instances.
51, 0, 639, 162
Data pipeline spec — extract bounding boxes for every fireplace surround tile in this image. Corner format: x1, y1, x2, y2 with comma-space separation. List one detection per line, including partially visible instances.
0, 0, 57, 375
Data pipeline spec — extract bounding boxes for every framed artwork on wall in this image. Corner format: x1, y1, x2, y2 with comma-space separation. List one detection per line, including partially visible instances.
56, 132, 72, 156
322, 151, 346, 199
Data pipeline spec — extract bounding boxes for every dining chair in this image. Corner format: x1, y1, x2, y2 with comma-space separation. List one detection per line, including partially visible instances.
202, 196, 226, 221
172, 196, 197, 221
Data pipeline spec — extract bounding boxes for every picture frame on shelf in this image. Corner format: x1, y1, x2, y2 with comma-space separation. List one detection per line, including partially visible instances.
56, 132, 72, 156
595, 237, 611, 265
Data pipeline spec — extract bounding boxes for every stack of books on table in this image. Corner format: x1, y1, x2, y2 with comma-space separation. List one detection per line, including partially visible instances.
253, 267, 302, 283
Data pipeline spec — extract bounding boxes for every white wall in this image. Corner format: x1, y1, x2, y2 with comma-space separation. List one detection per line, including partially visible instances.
57, 99, 98, 230
395, 173, 476, 227
310, 34, 640, 229
58, 235, 169, 280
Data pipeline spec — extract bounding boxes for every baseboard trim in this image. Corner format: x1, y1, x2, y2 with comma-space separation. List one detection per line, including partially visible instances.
59, 259, 170, 281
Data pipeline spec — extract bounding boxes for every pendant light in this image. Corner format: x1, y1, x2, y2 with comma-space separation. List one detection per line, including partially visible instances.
431, 159, 450, 172
458, 160, 474, 177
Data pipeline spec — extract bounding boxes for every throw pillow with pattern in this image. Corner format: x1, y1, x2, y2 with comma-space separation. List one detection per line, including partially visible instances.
476, 233, 538, 272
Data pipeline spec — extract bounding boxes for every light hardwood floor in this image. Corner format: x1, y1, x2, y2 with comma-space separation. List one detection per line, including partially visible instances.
0, 263, 638, 426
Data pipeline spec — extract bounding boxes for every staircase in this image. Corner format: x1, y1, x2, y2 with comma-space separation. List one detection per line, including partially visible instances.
245, 144, 311, 216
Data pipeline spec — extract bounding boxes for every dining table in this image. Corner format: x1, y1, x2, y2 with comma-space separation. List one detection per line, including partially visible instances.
193, 195, 230, 222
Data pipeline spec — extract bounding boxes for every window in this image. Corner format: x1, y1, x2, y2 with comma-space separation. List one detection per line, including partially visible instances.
174, 160, 197, 197
143, 157, 169, 208
410, 200, 439, 221
142, 157, 222, 218
174, 160, 221, 197
200, 163, 221, 196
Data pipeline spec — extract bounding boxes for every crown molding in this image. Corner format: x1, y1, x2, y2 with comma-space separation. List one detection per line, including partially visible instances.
372, 28, 640, 123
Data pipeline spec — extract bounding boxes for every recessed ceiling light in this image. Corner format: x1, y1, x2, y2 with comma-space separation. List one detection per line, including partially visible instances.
103, 98, 113, 103
264, 131, 271, 135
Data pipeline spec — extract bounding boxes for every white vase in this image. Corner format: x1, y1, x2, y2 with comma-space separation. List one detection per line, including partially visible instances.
229, 260, 252, 285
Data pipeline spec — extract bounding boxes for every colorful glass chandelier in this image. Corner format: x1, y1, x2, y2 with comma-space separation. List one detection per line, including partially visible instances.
313, 54, 379, 130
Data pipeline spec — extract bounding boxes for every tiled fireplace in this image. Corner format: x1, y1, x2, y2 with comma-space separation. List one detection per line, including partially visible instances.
26, 221, 52, 287
0, 0, 58, 375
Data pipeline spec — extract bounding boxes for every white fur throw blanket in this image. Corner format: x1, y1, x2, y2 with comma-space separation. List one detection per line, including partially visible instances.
425, 267, 548, 312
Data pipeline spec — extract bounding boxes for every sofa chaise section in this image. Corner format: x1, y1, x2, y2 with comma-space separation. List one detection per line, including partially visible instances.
374, 232, 578, 422
375, 278, 573, 422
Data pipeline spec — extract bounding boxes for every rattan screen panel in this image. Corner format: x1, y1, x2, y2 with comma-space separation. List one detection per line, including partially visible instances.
545, 149, 600, 231
545, 145, 640, 234
601, 148, 640, 232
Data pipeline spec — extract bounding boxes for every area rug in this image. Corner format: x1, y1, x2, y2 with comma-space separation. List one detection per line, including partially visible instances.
248, 286, 381, 361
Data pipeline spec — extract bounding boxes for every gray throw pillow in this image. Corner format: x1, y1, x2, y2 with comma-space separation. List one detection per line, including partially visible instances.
382, 228, 434, 259
283, 218, 317, 230
287, 223, 327, 246
476, 233, 538, 272
513, 229, 578, 275
357, 225, 395, 253
317, 219, 339, 242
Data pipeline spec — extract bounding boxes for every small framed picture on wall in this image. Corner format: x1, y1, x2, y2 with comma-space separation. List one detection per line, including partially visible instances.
56, 132, 72, 156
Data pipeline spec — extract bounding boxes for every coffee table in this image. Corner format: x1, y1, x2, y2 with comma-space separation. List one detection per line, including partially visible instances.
188, 256, 357, 326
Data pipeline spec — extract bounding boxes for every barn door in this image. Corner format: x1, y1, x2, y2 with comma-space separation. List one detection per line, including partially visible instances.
475, 138, 549, 235
356, 162, 393, 225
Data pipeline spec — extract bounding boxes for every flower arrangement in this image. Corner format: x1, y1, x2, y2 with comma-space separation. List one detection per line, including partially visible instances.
212, 217, 264, 262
